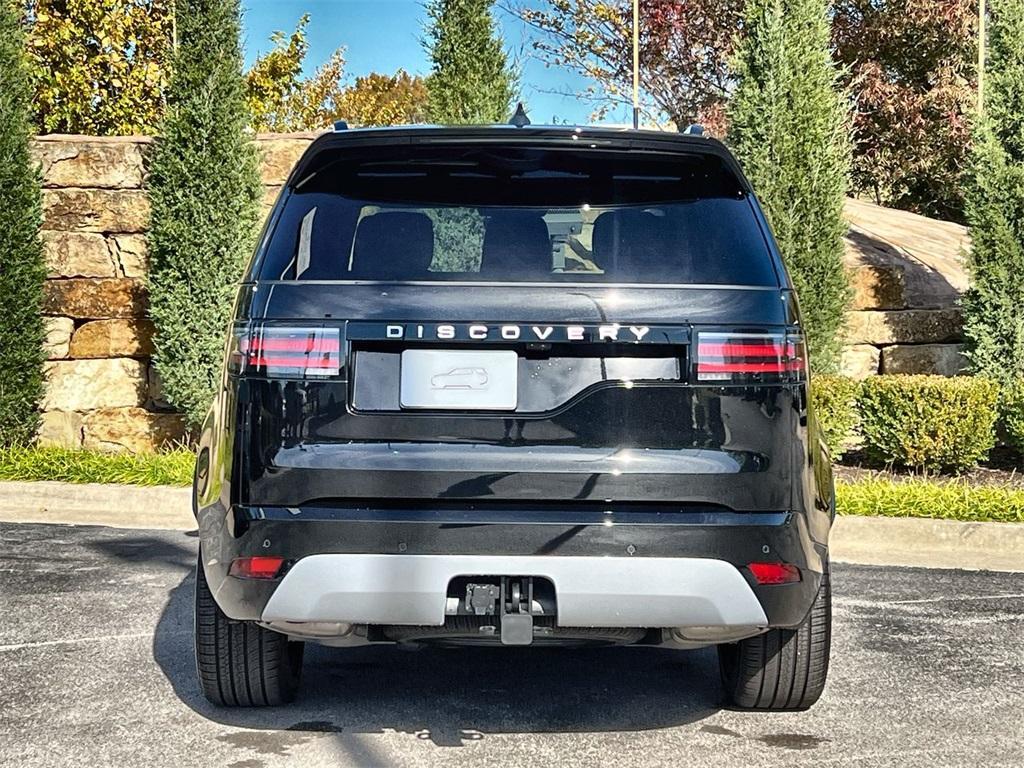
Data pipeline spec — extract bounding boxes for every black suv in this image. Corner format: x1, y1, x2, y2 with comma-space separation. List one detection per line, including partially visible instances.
193, 123, 834, 710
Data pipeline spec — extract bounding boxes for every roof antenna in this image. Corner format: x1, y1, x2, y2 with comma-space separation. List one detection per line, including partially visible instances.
509, 103, 531, 128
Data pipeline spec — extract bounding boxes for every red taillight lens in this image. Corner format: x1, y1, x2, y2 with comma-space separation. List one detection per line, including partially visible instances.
748, 562, 802, 585
696, 332, 806, 383
232, 326, 341, 377
229, 556, 285, 580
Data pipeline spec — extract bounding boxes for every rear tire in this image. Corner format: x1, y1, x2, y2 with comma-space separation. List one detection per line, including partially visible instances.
718, 563, 831, 710
194, 554, 304, 706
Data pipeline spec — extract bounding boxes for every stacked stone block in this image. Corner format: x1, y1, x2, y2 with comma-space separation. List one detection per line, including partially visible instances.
839, 201, 970, 379
31, 134, 315, 452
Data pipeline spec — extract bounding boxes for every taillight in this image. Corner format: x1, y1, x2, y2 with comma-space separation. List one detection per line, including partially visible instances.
229, 556, 285, 579
747, 562, 802, 585
696, 331, 806, 383
230, 325, 341, 377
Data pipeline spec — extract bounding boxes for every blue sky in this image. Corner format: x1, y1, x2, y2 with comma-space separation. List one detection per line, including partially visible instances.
241, 0, 634, 125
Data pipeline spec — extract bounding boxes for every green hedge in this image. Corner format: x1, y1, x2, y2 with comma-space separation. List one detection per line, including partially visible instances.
857, 375, 999, 473
812, 374, 1019, 472
999, 379, 1024, 453
810, 375, 860, 458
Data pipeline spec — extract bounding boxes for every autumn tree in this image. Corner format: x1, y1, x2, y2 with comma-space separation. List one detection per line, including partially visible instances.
961, 0, 1024, 382
832, 0, 978, 222
0, 0, 47, 445
728, 0, 851, 371
147, 0, 262, 427
517, 0, 741, 130
335, 70, 429, 126
245, 13, 346, 132
25, 0, 172, 135
424, 0, 516, 124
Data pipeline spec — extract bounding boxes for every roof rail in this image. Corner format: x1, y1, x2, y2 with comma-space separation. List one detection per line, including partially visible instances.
682, 124, 705, 136
509, 103, 531, 128
333, 120, 349, 132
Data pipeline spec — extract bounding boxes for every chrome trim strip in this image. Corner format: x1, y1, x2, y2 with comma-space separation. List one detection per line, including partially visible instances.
242, 506, 791, 526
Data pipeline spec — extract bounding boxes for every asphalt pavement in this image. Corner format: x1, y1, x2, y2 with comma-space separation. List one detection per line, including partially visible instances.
1, 521, 1022, 768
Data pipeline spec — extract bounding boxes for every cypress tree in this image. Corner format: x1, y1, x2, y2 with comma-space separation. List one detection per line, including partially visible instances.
425, 0, 516, 124
423, 0, 517, 270
0, 0, 47, 446
961, 0, 1024, 383
147, 0, 261, 428
727, 0, 851, 372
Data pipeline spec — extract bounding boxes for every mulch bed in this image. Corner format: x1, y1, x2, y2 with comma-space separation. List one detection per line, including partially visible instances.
834, 447, 1024, 488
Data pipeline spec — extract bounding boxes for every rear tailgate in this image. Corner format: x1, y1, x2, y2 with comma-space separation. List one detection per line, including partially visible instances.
236, 284, 803, 512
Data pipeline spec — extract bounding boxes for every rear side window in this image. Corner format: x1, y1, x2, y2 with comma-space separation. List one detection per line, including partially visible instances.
258, 144, 778, 286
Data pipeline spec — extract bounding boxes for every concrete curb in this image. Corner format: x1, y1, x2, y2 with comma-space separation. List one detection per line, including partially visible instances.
830, 515, 1024, 572
0, 481, 193, 531
1, 481, 1022, 571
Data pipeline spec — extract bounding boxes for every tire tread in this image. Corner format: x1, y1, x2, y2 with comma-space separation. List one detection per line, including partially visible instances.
194, 556, 303, 706
718, 564, 831, 710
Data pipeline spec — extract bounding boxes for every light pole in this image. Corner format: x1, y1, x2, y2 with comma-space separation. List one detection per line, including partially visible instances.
632, 0, 639, 129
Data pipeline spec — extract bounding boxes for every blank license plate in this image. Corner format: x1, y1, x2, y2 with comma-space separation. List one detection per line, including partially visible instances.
400, 350, 518, 410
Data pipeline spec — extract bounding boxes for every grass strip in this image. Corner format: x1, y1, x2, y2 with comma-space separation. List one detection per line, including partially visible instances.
837, 477, 1024, 524
0, 446, 195, 487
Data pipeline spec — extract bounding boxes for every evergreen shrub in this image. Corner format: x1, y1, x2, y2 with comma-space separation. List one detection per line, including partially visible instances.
810, 375, 861, 459
0, 0, 47, 447
146, 0, 262, 428
857, 375, 999, 473
961, 0, 1024, 384
727, 0, 852, 371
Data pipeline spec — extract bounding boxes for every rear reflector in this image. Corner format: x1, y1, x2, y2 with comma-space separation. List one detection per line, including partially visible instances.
229, 556, 285, 580
747, 562, 802, 585
233, 326, 341, 377
696, 332, 806, 383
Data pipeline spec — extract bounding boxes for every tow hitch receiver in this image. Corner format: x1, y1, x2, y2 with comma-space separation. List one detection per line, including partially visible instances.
464, 577, 540, 645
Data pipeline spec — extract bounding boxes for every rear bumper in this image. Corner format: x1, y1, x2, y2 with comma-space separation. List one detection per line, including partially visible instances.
261, 553, 768, 628
199, 505, 828, 630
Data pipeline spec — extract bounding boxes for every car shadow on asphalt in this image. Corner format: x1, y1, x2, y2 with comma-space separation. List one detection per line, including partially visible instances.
149, 566, 725, 750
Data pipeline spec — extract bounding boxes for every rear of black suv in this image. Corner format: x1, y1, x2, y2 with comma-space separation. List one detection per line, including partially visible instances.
193, 125, 834, 710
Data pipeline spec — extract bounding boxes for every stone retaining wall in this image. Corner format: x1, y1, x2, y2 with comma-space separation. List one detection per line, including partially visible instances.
30, 134, 968, 452
840, 197, 969, 378
33, 134, 315, 452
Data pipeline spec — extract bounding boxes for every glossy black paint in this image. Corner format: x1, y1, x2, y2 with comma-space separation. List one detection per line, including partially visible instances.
279, 125, 756, 201
194, 125, 834, 639
240, 379, 797, 511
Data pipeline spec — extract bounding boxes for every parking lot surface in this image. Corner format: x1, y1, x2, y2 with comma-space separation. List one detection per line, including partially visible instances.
1, 522, 1022, 767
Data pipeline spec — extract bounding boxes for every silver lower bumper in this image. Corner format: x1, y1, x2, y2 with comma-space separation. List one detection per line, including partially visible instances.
260, 554, 768, 629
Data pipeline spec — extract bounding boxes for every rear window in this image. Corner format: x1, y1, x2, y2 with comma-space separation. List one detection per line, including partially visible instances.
258, 144, 778, 286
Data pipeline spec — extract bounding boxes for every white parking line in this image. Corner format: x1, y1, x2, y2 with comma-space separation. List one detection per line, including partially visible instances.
0, 630, 188, 653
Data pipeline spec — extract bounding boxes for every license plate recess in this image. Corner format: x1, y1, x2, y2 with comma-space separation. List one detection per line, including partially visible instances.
399, 349, 518, 410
